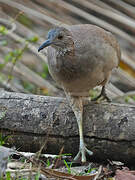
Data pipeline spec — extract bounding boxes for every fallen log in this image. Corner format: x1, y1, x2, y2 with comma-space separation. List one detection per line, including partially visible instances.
0, 90, 135, 164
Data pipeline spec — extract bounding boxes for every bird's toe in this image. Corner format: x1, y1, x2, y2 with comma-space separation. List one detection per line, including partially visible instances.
74, 146, 93, 163
85, 147, 93, 156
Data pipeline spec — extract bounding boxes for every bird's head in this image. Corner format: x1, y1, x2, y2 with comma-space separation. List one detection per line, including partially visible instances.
38, 27, 73, 52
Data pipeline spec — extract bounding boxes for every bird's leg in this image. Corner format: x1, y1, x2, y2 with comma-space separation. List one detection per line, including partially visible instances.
65, 92, 93, 162
92, 85, 111, 102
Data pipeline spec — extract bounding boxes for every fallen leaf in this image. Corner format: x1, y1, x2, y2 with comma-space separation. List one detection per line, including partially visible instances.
115, 170, 135, 180
41, 168, 98, 180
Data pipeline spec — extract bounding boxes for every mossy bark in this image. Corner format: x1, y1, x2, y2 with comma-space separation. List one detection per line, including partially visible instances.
0, 90, 135, 163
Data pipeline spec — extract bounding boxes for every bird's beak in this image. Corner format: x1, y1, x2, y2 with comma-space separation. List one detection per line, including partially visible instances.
38, 39, 52, 52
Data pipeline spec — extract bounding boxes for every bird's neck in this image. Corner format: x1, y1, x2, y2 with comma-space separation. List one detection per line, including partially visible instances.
56, 47, 74, 57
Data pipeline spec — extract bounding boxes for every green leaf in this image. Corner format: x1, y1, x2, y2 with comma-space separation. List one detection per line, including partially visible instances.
0, 133, 11, 146
43, 63, 49, 74
0, 64, 5, 70
46, 159, 51, 167
6, 171, 11, 180
8, 75, 13, 81
64, 160, 72, 174
132, 95, 135, 101
87, 168, 96, 174
4, 54, 12, 62
4, 49, 23, 64
0, 111, 6, 120
13, 49, 22, 56
125, 96, 130, 103
11, 57, 17, 64
40, 63, 49, 79
0, 40, 8, 46
55, 153, 72, 158
89, 89, 99, 98
35, 171, 40, 180
0, 25, 8, 35
41, 72, 47, 79
26, 36, 39, 43
22, 81, 36, 92
0, 26, 5, 32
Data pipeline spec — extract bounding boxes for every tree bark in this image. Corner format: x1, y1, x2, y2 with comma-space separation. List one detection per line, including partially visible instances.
0, 90, 135, 164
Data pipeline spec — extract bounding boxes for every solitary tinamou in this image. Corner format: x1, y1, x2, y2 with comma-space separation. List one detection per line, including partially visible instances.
38, 24, 121, 162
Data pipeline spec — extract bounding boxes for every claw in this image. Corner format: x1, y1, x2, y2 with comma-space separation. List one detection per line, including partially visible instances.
74, 146, 93, 163
74, 151, 81, 162
92, 86, 111, 102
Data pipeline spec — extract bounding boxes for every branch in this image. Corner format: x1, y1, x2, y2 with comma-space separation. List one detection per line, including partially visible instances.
0, 90, 135, 163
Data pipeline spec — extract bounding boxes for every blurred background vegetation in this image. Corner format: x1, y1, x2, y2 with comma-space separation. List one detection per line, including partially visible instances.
0, 0, 135, 104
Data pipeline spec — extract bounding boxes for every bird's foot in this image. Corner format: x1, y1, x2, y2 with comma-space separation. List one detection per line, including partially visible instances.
91, 93, 111, 102
102, 93, 111, 102
74, 145, 93, 163
91, 86, 111, 102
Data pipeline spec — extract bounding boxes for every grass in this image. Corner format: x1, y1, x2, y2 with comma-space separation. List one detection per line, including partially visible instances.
63, 160, 72, 174
0, 133, 10, 146
0, 110, 7, 121
0, 171, 41, 180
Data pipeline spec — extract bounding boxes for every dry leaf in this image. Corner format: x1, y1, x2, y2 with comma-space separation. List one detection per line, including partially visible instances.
115, 170, 135, 180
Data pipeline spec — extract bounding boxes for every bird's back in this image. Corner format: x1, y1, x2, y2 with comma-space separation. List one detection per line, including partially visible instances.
68, 24, 120, 64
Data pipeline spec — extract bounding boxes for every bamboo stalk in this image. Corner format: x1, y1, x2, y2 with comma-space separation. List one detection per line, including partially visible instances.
49, 0, 135, 46
0, 0, 68, 27
72, 0, 135, 33
103, 0, 135, 19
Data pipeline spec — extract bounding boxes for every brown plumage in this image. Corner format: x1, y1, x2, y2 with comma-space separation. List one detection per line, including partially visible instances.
38, 24, 121, 162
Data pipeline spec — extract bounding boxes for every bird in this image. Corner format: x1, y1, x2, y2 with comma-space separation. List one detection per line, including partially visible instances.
38, 24, 121, 162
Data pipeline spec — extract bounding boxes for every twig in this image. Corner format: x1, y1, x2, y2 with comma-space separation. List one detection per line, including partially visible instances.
0, 18, 16, 34
93, 165, 102, 180
0, 0, 68, 27
0, 57, 58, 95
0, 17, 59, 94
15, 151, 76, 180
7, 44, 28, 84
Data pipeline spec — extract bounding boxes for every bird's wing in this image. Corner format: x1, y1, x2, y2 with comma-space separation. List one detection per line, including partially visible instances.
69, 24, 121, 65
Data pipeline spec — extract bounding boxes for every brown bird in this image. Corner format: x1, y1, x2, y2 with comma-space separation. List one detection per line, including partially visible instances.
38, 24, 121, 162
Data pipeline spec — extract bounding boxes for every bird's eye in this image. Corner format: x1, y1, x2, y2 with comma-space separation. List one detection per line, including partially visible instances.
58, 34, 63, 40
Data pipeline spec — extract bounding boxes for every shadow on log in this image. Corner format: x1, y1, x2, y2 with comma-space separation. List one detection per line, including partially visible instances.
0, 90, 135, 164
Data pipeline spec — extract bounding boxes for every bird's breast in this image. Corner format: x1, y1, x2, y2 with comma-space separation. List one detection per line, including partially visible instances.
47, 46, 81, 82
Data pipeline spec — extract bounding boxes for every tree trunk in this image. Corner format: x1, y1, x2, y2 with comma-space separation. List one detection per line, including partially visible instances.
0, 90, 135, 164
